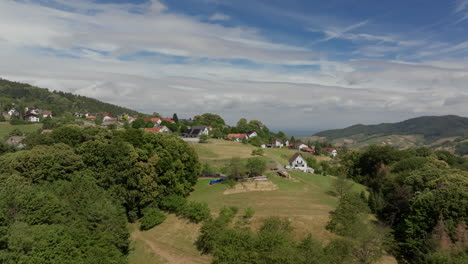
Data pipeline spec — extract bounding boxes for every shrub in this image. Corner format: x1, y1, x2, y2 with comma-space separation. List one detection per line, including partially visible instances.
244, 207, 255, 219
159, 194, 187, 213
251, 148, 264, 156
140, 208, 167, 230
181, 201, 211, 223
199, 135, 210, 143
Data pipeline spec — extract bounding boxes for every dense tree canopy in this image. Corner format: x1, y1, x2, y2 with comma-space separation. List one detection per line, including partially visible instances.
0, 126, 202, 262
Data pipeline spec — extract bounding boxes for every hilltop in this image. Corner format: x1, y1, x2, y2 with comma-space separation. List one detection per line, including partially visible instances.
0, 78, 140, 116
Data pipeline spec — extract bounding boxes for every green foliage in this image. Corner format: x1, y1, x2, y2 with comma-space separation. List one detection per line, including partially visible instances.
251, 148, 264, 156
0, 175, 129, 263
181, 201, 211, 223
194, 113, 225, 128
131, 118, 146, 129
224, 157, 245, 179
246, 157, 267, 176
0, 144, 84, 183
455, 142, 468, 156
8, 128, 23, 137
326, 193, 369, 236
244, 207, 255, 219
199, 134, 210, 143
0, 78, 139, 116
140, 208, 167, 230
159, 194, 187, 213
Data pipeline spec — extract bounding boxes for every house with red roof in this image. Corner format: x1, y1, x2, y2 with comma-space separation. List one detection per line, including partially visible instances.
145, 126, 171, 133
227, 133, 248, 142
162, 118, 175, 123
42, 110, 53, 118
144, 117, 162, 125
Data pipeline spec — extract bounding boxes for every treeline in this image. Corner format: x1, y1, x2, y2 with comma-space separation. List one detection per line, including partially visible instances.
0, 126, 201, 263
341, 146, 468, 263
0, 78, 139, 116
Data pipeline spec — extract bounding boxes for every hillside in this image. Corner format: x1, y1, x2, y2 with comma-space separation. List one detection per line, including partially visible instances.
314, 115, 468, 147
0, 78, 140, 116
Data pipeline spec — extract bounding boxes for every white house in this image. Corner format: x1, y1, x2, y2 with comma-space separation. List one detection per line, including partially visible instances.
274, 139, 284, 148
42, 110, 53, 118
8, 108, 19, 117
297, 143, 307, 150
25, 113, 40, 122
330, 149, 338, 157
288, 153, 308, 171
287, 153, 315, 173
260, 144, 266, 149
247, 131, 258, 138
183, 126, 210, 138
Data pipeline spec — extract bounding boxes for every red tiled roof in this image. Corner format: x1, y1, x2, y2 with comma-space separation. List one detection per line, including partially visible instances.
144, 117, 161, 122
162, 118, 175, 123
42, 110, 52, 115
103, 113, 111, 117
227, 133, 248, 139
145, 127, 161, 133
86, 116, 96, 119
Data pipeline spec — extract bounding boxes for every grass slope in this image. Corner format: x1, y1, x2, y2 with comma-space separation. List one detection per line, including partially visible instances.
130, 140, 373, 263
0, 122, 43, 140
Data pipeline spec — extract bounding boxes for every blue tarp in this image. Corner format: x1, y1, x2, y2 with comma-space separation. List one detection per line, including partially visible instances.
209, 177, 226, 185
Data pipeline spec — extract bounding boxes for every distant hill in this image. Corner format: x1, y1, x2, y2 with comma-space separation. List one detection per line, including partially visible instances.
314, 115, 468, 146
0, 78, 140, 116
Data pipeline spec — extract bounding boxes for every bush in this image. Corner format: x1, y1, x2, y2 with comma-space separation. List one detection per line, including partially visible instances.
251, 148, 264, 156
244, 207, 255, 219
199, 135, 210, 143
159, 194, 187, 213
181, 201, 211, 223
140, 207, 167, 230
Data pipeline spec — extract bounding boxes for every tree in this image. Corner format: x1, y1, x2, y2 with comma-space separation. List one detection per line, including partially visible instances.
140, 208, 167, 230
246, 157, 267, 177
224, 157, 245, 180
194, 113, 225, 127
172, 113, 179, 123
332, 174, 354, 198
131, 118, 146, 129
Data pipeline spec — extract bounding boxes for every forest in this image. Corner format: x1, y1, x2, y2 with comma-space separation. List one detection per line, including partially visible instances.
0, 126, 201, 263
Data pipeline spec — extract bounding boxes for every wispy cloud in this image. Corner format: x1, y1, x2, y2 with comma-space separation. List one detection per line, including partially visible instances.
209, 12, 230, 21
313, 20, 369, 43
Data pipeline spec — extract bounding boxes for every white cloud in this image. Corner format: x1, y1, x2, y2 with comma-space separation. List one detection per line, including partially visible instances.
209, 13, 231, 21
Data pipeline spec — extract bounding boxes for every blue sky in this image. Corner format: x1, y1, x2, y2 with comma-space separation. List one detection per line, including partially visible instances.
1, 0, 468, 133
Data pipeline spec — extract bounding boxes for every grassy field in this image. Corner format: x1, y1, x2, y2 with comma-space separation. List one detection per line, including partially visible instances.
0, 122, 43, 140
129, 139, 395, 264
189, 139, 257, 160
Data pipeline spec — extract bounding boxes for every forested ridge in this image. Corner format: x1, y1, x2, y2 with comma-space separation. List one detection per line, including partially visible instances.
315, 115, 468, 142
0, 78, 139, 116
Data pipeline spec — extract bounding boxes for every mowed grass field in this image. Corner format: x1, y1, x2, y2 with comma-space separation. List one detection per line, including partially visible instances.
129, 138, 385, 264
0, 122, 43, 139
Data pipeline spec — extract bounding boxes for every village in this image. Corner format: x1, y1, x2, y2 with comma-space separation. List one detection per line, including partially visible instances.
3, 107, 344, 182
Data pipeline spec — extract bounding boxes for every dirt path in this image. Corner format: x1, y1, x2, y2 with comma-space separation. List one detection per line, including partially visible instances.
132, 229, 208, 264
